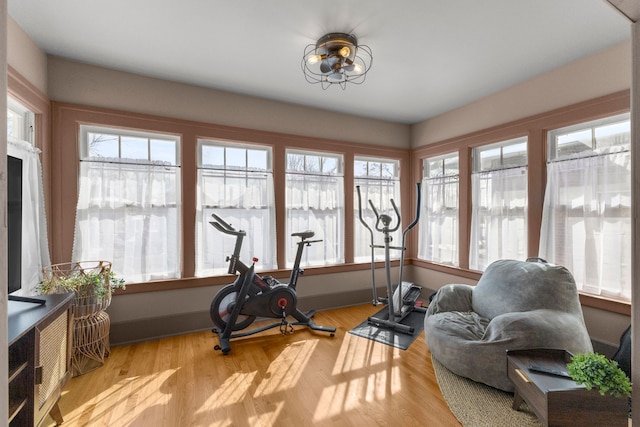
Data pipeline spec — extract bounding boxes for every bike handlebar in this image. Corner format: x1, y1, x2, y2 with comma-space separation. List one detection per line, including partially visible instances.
209, 213, 246, 237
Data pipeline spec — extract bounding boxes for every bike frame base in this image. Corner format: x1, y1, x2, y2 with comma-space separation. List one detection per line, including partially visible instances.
213, 309, 336, 355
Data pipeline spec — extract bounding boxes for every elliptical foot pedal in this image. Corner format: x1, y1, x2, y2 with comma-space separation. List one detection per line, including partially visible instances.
403, 285, 422, 304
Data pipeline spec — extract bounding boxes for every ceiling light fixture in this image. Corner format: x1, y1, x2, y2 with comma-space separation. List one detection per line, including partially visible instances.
302, 32, 373, 90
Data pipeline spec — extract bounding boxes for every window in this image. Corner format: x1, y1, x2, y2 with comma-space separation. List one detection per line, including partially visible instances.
196, 140, 276, 275
419, 153, 459, 266
7, 97, 34, 143
286, 150, 344, 267
540, 113, 631, 301
354, 157, 401, 262
470, 137, 528, 270
73, 126, 181, 283
6, 98, 50, 295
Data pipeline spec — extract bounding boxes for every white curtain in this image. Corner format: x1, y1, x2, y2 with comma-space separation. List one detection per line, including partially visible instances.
72, 159, 181, 283
7, 137, 51, 296
286, 174, 344, 267
418, 174, 459, 266
539, 151, 631, 300
469, 167, 528, 270
195, 168, 276, 276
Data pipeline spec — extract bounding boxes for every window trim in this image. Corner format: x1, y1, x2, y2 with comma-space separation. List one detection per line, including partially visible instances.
79, 124, 181, 165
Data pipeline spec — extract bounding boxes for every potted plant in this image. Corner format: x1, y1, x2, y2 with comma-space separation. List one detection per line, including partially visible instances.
38, 260, 126, 375
38, 260, 126, 319
567, 352, 632, 398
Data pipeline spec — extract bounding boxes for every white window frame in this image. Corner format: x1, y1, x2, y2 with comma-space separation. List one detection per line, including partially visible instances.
7, 97, 35, 144
540, 113, 631, 301
195, 139, 276, 275
470, 136, 528, 271
74, 125, 181, 283
285, 149, 344, 267
419, 152, 459, 266
354, 156, 401, 263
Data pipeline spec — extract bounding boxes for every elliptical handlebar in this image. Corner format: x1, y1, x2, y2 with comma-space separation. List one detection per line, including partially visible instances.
403, 182, 422, 235
356, 186, 374, 236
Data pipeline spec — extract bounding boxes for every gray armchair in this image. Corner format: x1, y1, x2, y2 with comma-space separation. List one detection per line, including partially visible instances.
424, 259, 593, 392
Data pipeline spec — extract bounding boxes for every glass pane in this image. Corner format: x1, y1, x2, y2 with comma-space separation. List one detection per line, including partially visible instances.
425, 159, 442, 177
479, 147, 500, 171
202, 145, 224, 168
7, 109, 23, 140
380, 162, 395, 178
354, 160, 367, 177
121, 136, 149, 160
306, 155, 321, 173
247, 149, 268, 171
594, 120, 630, 150
368, 161, 381, 177
322, 156, 340, 174
444, 156, 459, 175
150, 139, 177, 165
557, 129, 592, 157
88, 133, 119, 158
502, 142, 527, 167
287, 153, 305, 172
226, 147, 246, 169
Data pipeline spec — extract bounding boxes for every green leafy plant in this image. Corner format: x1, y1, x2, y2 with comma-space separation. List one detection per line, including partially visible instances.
567, 352, 631, 398
38, 261, 126, 302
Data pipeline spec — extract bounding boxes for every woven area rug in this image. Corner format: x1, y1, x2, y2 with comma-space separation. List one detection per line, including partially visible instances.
431, 356, 542, 427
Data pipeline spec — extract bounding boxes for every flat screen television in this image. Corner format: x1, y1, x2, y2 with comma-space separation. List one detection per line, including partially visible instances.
7, 154, 45, 304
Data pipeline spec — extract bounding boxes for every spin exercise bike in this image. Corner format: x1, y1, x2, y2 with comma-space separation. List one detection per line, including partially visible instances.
209, 213, 336, 355
356, 183, 426, 335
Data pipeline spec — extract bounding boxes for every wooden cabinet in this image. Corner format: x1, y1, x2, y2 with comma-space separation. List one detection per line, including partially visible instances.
507, 348, 628, 427
8, 293, 74, 427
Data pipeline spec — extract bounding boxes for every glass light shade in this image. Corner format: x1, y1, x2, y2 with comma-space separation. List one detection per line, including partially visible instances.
339, 46, 351, 58
307, 54, 321, 65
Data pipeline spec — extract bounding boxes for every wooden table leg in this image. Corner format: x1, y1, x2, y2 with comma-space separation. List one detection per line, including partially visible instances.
512, 390, 524, 410
49, 401, 64, 426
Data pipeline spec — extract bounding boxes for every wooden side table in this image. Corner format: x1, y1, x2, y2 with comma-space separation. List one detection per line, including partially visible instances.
506, 348, 628, 427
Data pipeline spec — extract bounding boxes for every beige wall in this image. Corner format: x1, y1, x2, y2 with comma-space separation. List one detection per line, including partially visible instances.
47, 56, 410, 149
412, 41, 632, 147
7, 16, 47, 95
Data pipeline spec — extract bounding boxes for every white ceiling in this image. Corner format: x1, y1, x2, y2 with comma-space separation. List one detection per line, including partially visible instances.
8, 0, 631, 124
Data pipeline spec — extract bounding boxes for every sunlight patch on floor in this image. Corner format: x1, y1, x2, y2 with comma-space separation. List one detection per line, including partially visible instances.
200, 370, 258, 409
332, 331, 401, 376
253, 339, 318, 397
313, 365, 402, 422
247, 401, 285, 427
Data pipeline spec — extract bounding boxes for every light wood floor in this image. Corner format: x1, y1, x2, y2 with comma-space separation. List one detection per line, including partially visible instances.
43, 304, 461, 427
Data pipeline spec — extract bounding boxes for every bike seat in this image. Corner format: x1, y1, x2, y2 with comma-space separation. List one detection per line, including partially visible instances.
292, 230, 315, 239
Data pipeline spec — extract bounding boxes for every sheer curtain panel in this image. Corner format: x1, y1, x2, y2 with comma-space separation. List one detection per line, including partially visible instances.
8, 137, 51, 295
195, 169, 276, 275
539, 151, 631, 300
418, 174, 459, 266
72, 159, 181, 283
469, 167, 528, 270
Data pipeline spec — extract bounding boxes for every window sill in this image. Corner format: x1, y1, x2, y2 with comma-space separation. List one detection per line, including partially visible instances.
412, 259, 631, 316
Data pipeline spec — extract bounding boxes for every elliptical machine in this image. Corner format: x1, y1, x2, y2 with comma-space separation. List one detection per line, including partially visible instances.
209, 213, 336, 355
356, 183, 426, 335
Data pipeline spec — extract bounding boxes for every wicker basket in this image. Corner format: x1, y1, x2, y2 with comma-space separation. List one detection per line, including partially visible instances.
41, 261, 116, 376
41, 261, 113, 319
